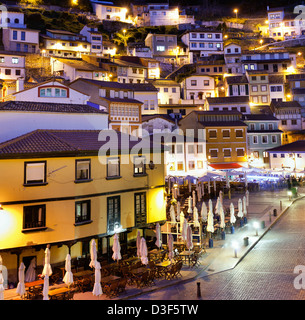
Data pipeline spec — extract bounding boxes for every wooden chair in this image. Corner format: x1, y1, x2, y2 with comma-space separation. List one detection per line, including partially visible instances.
135, 271, 149, 288
117, 278, 127, 294
145, 268, 156, 287
50, 272, 61, 285
104, 280, 119, 298
65, 289, 75, 300
191, 253, 201, 268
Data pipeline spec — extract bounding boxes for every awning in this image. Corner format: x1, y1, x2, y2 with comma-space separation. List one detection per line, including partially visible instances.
209, 163, 243, 170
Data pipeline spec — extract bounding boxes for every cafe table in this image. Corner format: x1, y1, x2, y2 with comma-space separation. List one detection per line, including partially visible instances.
155, 260, 171, 278
100, 275, 120, 285
25, 279, 44, 288
131, 267, 149, 275
179, 250, 194, 265
48, 287, 71, 300
73, 270, 94, 279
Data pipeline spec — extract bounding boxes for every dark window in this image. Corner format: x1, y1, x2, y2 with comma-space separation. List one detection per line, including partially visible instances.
75, 159, 91, 181
13, 30, 17, 40
75, 200, 91, 224
21, 31, 25, 41
107, 196, 121, 233
23, 205, 46, 230
15, 69, 21, 76
135, 192, 146, 226
5, 69, 11, 75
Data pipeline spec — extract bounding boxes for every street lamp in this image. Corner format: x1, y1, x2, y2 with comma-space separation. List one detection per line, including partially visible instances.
234, 9, 238, 19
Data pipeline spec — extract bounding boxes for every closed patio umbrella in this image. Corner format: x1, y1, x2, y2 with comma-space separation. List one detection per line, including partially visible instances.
246, 190, 249, 206
168, 234, 174, 262
155, 223, 162, 249
42, 274, 49, 300
42, 246, 52, 277
207, 208, 214, 234
182, 218, 188, 241
25, 258, 36, 283
176, 201, 181, 222
16, 262, 26, 298
170, 204, 176, 226
192, 190, 196, 208
230, 203, 236, 224
140, 238, 148, 265
89, 239, 97, 268
237, 198, 243, 218
0, 256, 4, 300
63, 254, 73, 287
208, 199, 213, 217
201, 182, 205, 197
112, 233, 122, 262
215, 197, 221, 215
219, 205, 225, 229
186, 225, 193, 251
201, 202, 208, 222
136, 230, 141, 258
187, 196, 192, 214
92, 261, 103, 297
219, 190, 223, 205
42, 245, 52, 301
180, 211, 184, 233
243, 196, 247, 216
193, 207, 200, 227
208, 180, 211, 194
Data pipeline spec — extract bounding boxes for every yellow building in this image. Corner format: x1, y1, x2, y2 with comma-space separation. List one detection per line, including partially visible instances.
179, 110, 248, 170
0, 129, 166, 283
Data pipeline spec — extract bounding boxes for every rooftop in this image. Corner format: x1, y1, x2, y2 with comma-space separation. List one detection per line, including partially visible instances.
267, 140, 305, 153
0, 101, 106, 114
207, 96, 249, 104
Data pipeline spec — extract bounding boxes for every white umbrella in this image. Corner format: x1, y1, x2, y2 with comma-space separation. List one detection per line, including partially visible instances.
176, 201, 181, 222
219, 205, 225, 229
219, 190, 223, 205
208, 199, 213, 216
112, 233, 122, 262
25, 258, 36, 283
243, 196, 247, 216
230, 203, 236, 224
0, 256, 4, 300
208, 180, 211, 194
188, 180, 192, 193
201, 202, 208, 222
182, 218, 188, 241
207, 208, 214, 233
197, 184, 202, 202
245, 172, 248, 188
201, 182, 205, 197
193, 207, 200, 227
136, 230, 141, 258
92, 261, 103, 297
237, 198, 243, 218
187, 196, 192, 214
89, 239, 97, 268
42, 274, 49, 300
215, 197, 219, 214
42, 246, 52, 301
180, 212, 184, 233
16, 262, 26, 298
226, 172, 230, 188
192, 190, 196, 207
168, 234, 174, 262
155, 223, 162, 249
63, 254, 73, 287
246, 190, 249, 206
140, 237, 148, 265
170, 204, 176, 226
186, 225, 193, 250
42, 247, 52, 277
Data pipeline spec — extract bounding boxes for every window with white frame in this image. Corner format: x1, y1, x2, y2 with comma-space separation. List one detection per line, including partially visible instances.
24, 161, 46, 185
223, 148, 231, 157
236, 148, 244, 157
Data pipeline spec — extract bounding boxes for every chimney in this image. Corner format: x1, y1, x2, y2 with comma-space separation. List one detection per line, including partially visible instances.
16, 77, 24, 92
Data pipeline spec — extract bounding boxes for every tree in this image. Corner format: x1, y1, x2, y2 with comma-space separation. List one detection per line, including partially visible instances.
113, 30, 133, 48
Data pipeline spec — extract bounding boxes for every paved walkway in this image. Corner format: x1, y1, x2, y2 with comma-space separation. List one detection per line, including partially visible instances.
4, 187, 303, 300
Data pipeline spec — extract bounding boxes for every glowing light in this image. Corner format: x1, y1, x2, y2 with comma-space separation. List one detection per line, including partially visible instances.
298, 52, 302, 56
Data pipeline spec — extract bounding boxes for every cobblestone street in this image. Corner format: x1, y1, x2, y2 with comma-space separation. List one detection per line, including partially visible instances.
131, 196, 305, 300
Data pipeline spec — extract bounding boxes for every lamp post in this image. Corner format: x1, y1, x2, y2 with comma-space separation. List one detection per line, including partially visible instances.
232, 241, 239, 258
234, 9, 238, 19
253, 221, 259, 236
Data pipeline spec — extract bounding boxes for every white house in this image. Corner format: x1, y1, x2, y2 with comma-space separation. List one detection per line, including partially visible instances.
4, 80, 90, 105
181, 29, 223, 59
149, 79, 181, 105
51, 57, 113, 82
90, 0, 130, 23
2, 27, 39, 53
224, 43, 242, 75
205, 96, 251, 114
41, 29, 91, 58
0, 10, 25, 29
181, 75, 216, 101
79, 25, 103, 54
142, 114, 176, 134
267, 140, 305, 171
0, 100, 108, 143
0, 52, 25, 81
